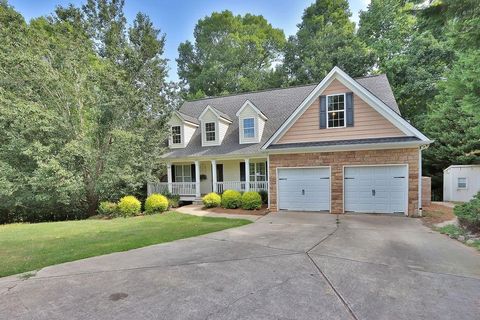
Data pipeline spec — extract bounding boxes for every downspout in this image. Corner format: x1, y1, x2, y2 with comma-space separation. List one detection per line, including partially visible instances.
267, 154, 271, 210
418, 144, 429, 217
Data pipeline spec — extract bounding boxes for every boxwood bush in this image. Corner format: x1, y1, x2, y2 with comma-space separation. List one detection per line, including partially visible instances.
117, 195, 141, 217
241, 191, 262, 210
454, 192, 480, 233
258, 190, 268, 205
145, 194, 169, 214
98, 201, 118, 216
221, 190, 242, 209
202, 192, 221, 208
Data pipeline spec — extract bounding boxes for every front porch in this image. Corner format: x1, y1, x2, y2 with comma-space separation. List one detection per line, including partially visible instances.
147, 158, 268, 201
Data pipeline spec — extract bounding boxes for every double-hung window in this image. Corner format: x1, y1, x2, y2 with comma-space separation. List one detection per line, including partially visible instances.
327, 94, 346, 128
171, 126, 181, 144
174, 165, 192, 182
457, 177, 467, 189
243, 118, 255, 138
205, 122, 216, 141
249, 162, 266, 183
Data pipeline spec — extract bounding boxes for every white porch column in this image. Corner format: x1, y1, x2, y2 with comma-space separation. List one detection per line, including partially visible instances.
245, 159, 250, 191
166, 162, 173, 193
195, 160, 201, 198
211, 160, 217, 193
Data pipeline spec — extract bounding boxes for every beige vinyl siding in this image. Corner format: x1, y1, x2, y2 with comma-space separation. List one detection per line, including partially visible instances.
277, 79, 405, 144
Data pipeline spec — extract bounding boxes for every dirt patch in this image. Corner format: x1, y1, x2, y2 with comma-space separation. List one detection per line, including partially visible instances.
205, 205, 269, 216
422, 203, 456, 227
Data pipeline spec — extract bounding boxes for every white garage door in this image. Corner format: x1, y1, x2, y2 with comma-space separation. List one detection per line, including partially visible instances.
278, 167, 330, 211
344, 165, 407, 214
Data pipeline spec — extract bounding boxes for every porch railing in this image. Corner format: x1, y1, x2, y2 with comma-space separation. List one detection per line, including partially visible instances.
147, 181, 268, 197
216, 181, 268, 193
147, 182, 197, 196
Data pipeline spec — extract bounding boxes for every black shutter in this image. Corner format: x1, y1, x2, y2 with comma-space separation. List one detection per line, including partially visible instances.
240, 162, 246, 182
346, 92, 354, 127
216, 164, 224, 182
191, 164, 196, 182
171, 165, 176, 182
319, 95, 327, 129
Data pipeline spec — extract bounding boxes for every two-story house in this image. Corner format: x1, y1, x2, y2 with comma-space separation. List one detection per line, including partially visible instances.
154, 67, 432, 216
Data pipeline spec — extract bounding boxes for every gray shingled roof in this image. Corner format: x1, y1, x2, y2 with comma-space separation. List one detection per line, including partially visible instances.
176, 111, 199, 125
206, 106, 232, 122
162, 74, 401, 159
356, 74, 400, 114
267, 136, 420, 149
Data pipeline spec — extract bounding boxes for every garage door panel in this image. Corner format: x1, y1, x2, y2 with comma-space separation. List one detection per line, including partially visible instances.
278, 168, 330, 212
345, 166, 407, 214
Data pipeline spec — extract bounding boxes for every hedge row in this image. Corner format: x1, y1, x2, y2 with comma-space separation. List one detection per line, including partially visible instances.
202, 190, 264, 210
98, 193, 170, 217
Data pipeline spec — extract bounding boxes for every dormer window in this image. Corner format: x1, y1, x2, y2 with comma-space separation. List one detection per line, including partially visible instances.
167, 111, 199, 149
243, 118, 255, 138
205, 122, 216, 141
236, 100, 268, 144
171, 126, 181, 144
327, 94, 346, 128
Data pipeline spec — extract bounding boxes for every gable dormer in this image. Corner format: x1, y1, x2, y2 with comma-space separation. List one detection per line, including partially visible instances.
198, 105, 232, 146
168, 111, 199, 149
236, 100, 267, 144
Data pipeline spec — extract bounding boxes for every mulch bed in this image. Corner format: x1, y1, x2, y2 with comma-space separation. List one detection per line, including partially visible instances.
205, 204, 269, 216
422, 203, 456, 227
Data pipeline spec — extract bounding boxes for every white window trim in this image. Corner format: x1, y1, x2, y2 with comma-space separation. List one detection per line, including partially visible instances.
205, 122, 216, 142
243, 117, 256, 139
326, 93, 346, 129
171, 125, 182, 145
457, 177, 468, 189
249, 161, 267, 182
174, 164, 192, 182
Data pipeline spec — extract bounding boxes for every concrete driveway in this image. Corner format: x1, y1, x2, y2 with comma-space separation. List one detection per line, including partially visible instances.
1, 212, 479, 320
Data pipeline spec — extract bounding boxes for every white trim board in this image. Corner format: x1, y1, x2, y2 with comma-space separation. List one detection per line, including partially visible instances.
262, 66, 432, 149
236, 100, 268, 120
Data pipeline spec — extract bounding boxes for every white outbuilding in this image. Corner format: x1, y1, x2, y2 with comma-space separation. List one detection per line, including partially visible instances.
443, 165, 480, 202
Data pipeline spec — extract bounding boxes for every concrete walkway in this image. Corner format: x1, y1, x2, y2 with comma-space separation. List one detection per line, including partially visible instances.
176, 204, 263, 221
1, 212, 479, 320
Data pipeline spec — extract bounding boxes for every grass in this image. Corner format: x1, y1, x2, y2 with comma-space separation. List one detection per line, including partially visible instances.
437, 224, 466, 238
0, 212, 251, 278
437, 224, 480, 252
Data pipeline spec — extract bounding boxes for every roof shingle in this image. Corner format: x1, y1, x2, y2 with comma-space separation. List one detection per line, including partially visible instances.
162, 74, 401, 159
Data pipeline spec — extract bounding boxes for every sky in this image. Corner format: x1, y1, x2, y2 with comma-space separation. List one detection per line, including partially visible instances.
8, 0, 370, 81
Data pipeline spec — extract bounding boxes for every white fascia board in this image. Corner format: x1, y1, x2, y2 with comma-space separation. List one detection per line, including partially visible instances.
199, 105, 232, 124
236, 100, 268, 120
266, 140, 428, 155
173, 111, 199, 127
262, 66, 431, 149
161, 153, 268, 162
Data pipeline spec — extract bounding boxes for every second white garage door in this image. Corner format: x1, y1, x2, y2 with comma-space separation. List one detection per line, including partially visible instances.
344, 165, 407, 214
278, 167, 330, 211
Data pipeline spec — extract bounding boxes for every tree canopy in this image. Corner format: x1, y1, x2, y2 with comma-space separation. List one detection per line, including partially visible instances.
0, 0, 172, 222
283, 0, 373, 84
177, 10, 286, 98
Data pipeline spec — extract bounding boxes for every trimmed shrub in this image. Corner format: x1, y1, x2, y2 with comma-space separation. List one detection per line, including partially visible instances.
454, 192, 480, 233
98, 201, 118, 216
241, 191, 262, 210
145, 194, 169, 214
221, 189, 242, 209
258, 190, 268, 205
168, 194, 180, 208
203, 192, 221, 208
117, 195, 141, 217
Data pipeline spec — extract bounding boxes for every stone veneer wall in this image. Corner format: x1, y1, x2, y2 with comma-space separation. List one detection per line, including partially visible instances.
422, 176, 432, 207
269, 148, 420, 216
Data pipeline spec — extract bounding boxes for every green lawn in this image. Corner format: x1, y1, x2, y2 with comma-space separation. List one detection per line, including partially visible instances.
0, 212, 250, 278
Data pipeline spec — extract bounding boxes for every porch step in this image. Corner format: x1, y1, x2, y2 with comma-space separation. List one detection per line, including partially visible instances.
192, 198, 203, 205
